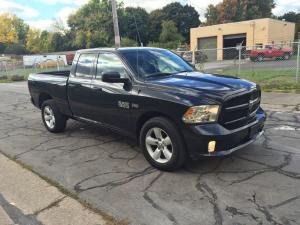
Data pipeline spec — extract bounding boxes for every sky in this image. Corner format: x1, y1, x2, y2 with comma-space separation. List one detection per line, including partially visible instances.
1, 0, 299, 30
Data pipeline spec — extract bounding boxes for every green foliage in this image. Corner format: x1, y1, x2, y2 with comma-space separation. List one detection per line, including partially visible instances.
148, 9, 164, 42
121, 37, 137, 47
159, 3, 200, 41
159, 20, 183, 47
120, 7, 149, 45
204, 0, 276, 25
68, 0, 114, 48
148, 3, 200, 42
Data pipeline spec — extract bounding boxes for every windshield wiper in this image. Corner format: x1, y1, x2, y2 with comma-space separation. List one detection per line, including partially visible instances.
146, 73, 173, 79
174, 70, 194, 74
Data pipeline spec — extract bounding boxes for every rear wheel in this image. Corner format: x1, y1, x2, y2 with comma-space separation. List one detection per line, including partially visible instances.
41, 100, 67, 133
140, 117, 186, 171
283, 53, 290, 60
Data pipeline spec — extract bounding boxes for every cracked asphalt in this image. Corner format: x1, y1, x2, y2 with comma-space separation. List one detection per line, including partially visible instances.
0, 82, 300, 225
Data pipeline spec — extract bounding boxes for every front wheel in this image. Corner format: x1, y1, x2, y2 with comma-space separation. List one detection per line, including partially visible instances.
41, 100, 67, 133
283, 53, 290, 60
140, 117, 187, 171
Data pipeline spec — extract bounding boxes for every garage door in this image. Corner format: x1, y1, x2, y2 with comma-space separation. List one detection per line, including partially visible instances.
197, 36, 217, 61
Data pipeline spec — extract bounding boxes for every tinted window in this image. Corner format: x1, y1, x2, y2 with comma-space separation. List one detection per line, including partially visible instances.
121, 49, 194, 79
96, 53, 128, 79
75, 54, 95, 78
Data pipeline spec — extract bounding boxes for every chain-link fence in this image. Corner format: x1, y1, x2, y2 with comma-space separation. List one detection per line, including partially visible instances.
0, 55, 72, 81
178, 41, 300, 91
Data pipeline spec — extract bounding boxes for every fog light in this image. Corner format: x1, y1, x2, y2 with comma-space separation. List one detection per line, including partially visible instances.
208, 141, 216, 153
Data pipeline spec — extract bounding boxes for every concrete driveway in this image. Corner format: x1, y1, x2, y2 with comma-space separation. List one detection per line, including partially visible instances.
0, 82, 300, 225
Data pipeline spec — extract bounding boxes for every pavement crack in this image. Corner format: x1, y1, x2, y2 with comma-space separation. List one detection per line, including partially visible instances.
196, 182, 223, 225
268, 195, 300, 209
144, 171, 163, 192
225, 206, 259, 222
250, 192, 283, 225
33, 196, 66, 216
143, 192, 178, 225
74, 167, 156, 192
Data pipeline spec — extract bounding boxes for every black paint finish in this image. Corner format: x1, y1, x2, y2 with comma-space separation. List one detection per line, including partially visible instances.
28, 47, 266, 157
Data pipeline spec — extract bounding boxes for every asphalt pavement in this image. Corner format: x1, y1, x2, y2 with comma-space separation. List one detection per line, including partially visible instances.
0, 82, 300, 225
203, 59, 297, 73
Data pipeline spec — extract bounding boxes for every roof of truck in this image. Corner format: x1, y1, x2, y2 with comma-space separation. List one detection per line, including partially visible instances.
76, 47, 165, 53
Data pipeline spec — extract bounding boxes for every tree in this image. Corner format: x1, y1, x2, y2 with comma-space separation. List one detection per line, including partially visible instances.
26, 28, 41, 53
120, 7, 149, 45
159, 20, 183, 49
205, 4, 218, 25
0, 13, 18, 44
121, 37, 137, 47
148, 9, 164, 42
68, 0, 115, 48
160, 3, 200, 41
204, 0, 276, 24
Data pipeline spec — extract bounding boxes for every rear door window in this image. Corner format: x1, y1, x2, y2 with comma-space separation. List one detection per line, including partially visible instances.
76, 54, 96, 78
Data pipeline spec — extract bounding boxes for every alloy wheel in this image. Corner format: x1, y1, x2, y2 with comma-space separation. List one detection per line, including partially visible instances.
145, 127, 173, 164
44, 106, 55, 129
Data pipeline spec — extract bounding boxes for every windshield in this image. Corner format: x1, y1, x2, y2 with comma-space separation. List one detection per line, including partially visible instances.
120, 48, 195, 79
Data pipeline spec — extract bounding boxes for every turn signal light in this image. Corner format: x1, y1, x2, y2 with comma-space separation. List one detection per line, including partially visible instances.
208, 141, 216, 153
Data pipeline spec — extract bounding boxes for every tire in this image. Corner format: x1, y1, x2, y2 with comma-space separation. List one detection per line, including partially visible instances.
41, 100, 67, 133
140, 117, 187, 171
283, 53, 290, 60
257, 55, 264, 62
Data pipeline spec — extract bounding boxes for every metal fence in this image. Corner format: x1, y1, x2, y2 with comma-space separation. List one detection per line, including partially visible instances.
177, 42, 300, 89
0, 57, 71, 81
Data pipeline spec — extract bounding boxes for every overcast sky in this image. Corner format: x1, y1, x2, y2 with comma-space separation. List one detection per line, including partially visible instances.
1, 0, 299, 30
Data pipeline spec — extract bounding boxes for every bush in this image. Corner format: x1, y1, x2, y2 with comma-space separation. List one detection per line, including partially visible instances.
121, 37, 138, 47
0, 75, 8, 80
10, 75, 25, 81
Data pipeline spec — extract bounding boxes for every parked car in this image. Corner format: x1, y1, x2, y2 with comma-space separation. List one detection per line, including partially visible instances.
250, 45, 293, 62
37, 59, 65, 69
28, 47, 266, 171
182, 51, 208, 63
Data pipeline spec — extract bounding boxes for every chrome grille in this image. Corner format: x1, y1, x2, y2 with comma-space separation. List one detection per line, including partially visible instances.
219, 89, 261, 130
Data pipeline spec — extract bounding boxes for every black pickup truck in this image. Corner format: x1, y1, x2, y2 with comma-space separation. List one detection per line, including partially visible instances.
28, 47, 266, 171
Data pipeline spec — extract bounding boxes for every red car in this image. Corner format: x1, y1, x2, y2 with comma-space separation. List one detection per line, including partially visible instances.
250, 45, 293, 62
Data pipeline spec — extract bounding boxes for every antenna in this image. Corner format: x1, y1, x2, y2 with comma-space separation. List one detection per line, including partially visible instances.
133, 14, 143, 47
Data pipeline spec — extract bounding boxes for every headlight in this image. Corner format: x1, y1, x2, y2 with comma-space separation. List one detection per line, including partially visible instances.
182, 105, 220, 124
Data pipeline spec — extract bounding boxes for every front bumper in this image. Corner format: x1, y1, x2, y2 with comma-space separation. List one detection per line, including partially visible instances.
182, 109, 266, 158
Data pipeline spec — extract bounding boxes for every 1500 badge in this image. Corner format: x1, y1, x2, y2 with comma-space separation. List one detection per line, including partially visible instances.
118, 101, 139, 109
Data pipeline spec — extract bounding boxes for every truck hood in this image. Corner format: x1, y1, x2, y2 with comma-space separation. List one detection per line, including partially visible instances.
147, 72, 256, 92
145, 72, 258, 104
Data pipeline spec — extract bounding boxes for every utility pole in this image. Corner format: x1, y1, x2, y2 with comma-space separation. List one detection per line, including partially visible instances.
111, 0, 121, 48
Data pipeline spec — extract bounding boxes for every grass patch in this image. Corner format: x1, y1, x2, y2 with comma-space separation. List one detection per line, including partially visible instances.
219, 69, 300, 92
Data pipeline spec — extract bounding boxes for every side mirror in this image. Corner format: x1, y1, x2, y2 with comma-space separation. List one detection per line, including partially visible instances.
102, 72, 129, 83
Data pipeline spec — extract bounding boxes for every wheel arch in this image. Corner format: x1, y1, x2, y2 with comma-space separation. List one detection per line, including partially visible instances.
38, 93, 52, 108
136, 111, 182, 145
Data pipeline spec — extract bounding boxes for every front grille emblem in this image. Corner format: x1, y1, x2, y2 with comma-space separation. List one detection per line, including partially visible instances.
249, 99, 255, 109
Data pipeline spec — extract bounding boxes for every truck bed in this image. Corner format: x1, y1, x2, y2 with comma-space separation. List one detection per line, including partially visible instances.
38, 70, 70, 77
28, 71, 71, 116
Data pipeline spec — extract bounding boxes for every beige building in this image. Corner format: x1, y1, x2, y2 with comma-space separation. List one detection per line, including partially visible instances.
190, 18, 295, 60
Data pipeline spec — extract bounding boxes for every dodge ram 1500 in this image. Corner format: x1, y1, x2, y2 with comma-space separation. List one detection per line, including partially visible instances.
28, 47, 266, 171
